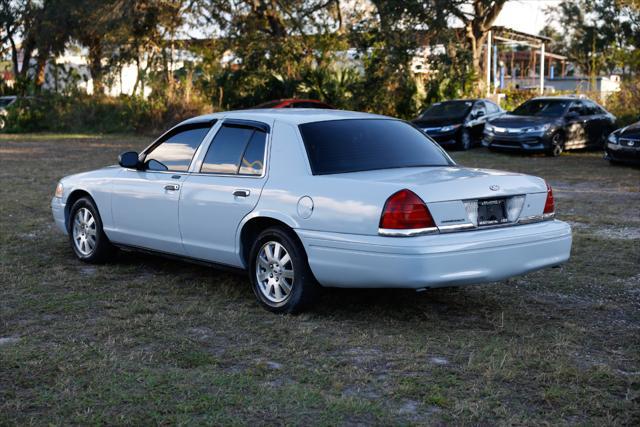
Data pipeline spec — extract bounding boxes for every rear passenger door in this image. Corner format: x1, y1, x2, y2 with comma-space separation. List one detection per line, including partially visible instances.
565, 101, 589, 148
179, 119, 271, 266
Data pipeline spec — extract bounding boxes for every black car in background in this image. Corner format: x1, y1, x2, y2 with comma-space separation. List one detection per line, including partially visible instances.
483, 97, 616, 156
412, 99, 504, 150
605, 121, 640, 166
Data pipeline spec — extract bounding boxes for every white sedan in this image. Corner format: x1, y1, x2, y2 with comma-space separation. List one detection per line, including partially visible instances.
52, 109, 572, 313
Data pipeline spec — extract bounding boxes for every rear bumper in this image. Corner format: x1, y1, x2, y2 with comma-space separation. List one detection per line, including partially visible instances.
483, 132, 550, 152
297, 220, 572, 289
51, 197, 68, 234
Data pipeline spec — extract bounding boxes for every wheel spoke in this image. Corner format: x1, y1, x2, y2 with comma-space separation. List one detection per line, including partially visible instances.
258, 257, 270, 269
87, 216, 95, 227
280, 280, 292, 293
264, 244, 274, 261
282, 269, 294, 280
273, 242, 282, 261
279, 253, 291, 267
274, 283, 283, 300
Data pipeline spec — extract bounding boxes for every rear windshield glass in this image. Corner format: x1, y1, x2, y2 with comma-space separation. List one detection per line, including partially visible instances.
298, 119, 452, 175
512, 99, 569, 117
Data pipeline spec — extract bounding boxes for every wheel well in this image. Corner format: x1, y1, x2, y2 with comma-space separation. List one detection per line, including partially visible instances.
239, 217, 302, 267
64, 190, 93, 229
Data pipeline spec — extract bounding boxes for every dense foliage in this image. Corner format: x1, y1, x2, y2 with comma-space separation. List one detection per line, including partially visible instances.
0, 0, 638, 132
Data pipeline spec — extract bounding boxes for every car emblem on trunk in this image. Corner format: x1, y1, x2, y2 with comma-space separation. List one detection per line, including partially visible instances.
489, 185, 500, 191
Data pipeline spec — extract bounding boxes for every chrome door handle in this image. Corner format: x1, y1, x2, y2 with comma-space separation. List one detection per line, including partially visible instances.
164, 184, 180, 191
233, 189, 250, 197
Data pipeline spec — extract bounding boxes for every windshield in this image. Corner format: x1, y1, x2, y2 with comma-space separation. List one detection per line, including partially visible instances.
512, 100, 569, 117
0, 98, 15, 108
298, 119, 453, 175
419, 101, 473, 119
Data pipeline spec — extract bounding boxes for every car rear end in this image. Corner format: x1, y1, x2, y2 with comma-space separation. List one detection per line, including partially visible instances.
291, 116, 572, 289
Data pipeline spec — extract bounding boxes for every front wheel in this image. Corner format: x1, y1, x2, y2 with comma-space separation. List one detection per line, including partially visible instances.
546, 133, 564, 157
68, 197, 115, 263
249, 226, 320, 313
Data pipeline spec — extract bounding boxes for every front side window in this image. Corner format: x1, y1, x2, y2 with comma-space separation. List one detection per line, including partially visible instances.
145, 124, 213, 172
299, 119, 453, 175
200, 124, 267, 176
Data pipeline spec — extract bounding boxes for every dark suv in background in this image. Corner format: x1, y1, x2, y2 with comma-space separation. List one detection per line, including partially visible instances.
483, 97, 616, 156
412, 99, 504, 150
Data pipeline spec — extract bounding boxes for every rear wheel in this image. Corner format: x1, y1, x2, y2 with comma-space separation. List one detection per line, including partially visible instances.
249, 226, 320, 313
546, 132, 564, 157
68, 197, 115, 263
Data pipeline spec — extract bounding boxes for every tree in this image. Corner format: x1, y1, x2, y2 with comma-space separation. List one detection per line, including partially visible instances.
448, 0, 507, 93
545, 0, 640, 78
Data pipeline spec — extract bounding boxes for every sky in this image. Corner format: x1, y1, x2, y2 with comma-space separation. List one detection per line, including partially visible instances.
493, 0, 562, 35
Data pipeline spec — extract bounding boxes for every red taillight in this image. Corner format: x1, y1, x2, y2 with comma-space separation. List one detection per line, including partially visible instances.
379, 189, 436, 229
543, 182, 555, 215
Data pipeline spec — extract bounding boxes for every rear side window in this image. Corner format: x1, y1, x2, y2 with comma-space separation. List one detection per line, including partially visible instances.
145, 124, 213, 172
298, 119, 452, 175
200, 124, 267, 175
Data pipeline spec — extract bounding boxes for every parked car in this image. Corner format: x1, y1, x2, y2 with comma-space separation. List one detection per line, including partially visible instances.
483, 97, 616, 156
51, 110, 572, 313
0, 95, 18, 129
255, 98, 334, 109
412, 99, 504, 150
605, 121, 640, 166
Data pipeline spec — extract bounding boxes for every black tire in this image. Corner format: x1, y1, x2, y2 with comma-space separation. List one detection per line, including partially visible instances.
546, 132, 564, 157
459, 129, 472, 150
67, 197, 115, 263
248, 226, 320, 313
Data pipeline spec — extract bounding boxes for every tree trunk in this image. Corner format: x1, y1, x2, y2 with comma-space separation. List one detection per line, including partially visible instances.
88, 40, 103, 95
34, 53, 48, 91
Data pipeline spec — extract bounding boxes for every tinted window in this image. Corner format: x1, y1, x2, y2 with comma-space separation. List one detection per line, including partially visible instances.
201, 125, 254, 174
569, 102, 588, 116
145, 125, 212, 172
201, 124, 267, 175
299, 119, 452, 175
420, 101, 473, 119
583, 101, 599, 115
512, 99, 569, 117
486, 101, 500, 113
294, 101, 331, 108
239, 131, 267, 175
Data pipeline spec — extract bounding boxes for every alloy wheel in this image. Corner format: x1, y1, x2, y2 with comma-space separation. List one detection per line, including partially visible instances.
255, 240, 295, 303
72, 207, 97, 256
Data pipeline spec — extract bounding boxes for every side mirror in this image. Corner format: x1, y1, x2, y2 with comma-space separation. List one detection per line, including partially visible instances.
118, 151, 139, 169
475, 110, 485, 118
565, 111, 579, 120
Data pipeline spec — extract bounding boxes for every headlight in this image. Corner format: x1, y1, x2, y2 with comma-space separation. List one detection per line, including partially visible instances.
485, 124, 494, 132
440, 124, 461, 132
607, 132, 618, 144
523, 124, 551, 133
54, 182, 64, 198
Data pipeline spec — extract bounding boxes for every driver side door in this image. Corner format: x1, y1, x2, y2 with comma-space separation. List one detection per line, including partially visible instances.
109, 122, 215, 255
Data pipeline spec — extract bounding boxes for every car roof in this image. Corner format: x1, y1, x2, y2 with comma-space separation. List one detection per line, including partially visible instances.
528, 96, 590, 102
181, 109, 390, 126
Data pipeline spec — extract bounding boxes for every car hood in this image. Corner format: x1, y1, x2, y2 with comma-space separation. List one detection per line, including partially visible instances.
619, 121, 640, 139
489, 115, 557, 128
412, 117, 465, 128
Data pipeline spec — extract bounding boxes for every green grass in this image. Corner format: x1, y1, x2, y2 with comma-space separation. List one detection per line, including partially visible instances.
1, 134, 639, 425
